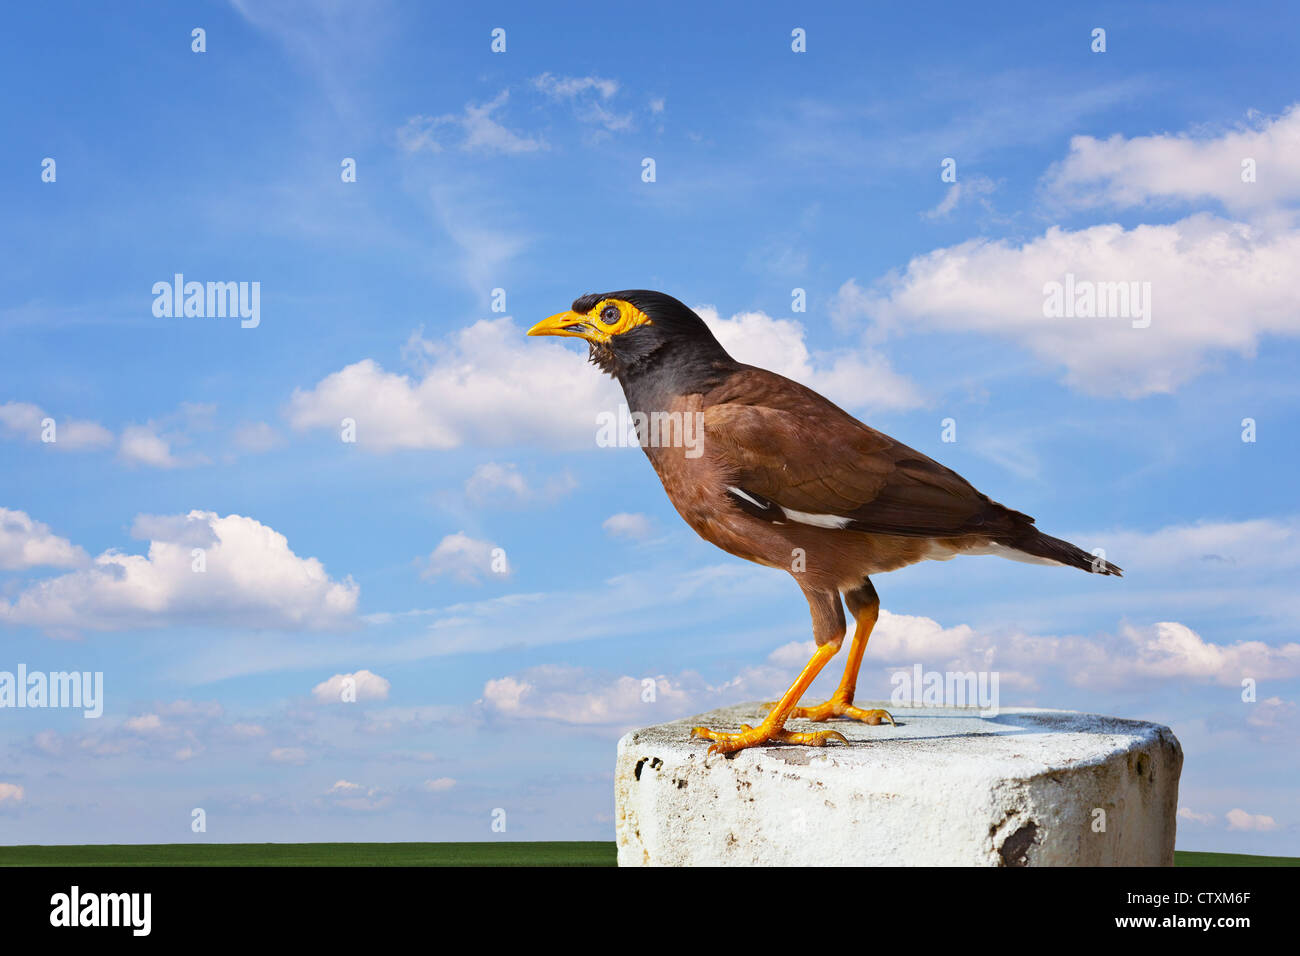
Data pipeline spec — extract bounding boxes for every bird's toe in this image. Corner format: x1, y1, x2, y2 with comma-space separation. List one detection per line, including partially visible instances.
842, 706, 896, 726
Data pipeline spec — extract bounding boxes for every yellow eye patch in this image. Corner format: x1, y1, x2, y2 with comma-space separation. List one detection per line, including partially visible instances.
588, 299, 652, 338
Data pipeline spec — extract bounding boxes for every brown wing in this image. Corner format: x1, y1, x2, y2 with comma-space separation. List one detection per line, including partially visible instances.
702, 369, 1033, 539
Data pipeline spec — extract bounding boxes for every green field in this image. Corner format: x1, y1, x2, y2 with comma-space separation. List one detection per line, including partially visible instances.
0, 842, 1295, 866
1172, 850, 1300, 867
0, 841, 616, 867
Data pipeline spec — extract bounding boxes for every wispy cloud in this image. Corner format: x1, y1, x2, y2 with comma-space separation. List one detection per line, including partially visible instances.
922, 174, 999, 220
464, 462, 576, 507
399, 91, 547, 155
532, 72, 631, 132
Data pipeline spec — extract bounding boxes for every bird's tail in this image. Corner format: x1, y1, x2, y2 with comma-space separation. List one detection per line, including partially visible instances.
1010, 529, 1123, 576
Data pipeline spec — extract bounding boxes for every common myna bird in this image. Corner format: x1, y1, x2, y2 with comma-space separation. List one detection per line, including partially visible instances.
529, 290, 1120, 753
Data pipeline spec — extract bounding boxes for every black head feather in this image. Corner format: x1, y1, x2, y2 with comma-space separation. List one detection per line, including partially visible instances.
571, 290, 736, 397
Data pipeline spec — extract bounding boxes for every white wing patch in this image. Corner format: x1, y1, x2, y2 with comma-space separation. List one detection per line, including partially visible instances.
727, 486, 852, 529
778, 506, 853, 529
726, 486, 770, 510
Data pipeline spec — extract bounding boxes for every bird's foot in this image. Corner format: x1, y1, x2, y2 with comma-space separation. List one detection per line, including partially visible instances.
691, 722, 847, 755
775, 696, 896, 726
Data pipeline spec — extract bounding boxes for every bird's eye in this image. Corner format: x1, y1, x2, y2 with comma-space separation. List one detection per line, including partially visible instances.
600, 304, 621, 326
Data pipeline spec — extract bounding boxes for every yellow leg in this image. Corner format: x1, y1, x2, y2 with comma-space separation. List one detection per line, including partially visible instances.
692, 642, 848, 754
785, 599, 895, 726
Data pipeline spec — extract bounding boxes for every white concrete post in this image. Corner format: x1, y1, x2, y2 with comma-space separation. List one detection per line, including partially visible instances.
615, 702, 1182, 866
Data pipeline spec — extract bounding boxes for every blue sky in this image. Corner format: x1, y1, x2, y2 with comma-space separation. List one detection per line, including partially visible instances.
2, 1, 1298, 854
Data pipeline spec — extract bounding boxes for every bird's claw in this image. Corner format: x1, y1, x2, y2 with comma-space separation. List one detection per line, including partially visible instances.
855, 707, 896, 726
692, 724, 849, 754
779, 698, 897, 726
774, 728, 849, 748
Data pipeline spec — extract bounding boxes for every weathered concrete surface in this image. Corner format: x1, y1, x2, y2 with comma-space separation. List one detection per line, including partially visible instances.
615, 701, 1182, 867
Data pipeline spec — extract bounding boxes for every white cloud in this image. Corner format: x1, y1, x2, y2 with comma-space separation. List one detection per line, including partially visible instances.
458, 578, 1299, 730
482, 675, 529, 712
1044, 104, 1300, 215
532, 72, 631, 131
420, 532, 506, 584
697, 307, 924, 411
1096, 518, 1300, 570
324, 779, 390, 811
465, 462, 575, 506
0, 507, 87, 570
466, 462, 530, 501
399, 91, 546, 155
868, 611, 982, 662
269, 746, 308, 765
0, 782, 23, 804
1226, 808, 1278, 832
311, 669, 391, 703
287, 318, 617, 451
0, 510, 359, 634
1247, 696, 1297, 730
480, 638, 874, 728
923, 186, 963, 220
1117, 621, 1300, 686
0, 401, 112, 449
124, 714, 163, 733
482, 666, 694, 725
1177, 807, 1216, 826
847, 214, 1300, 396
922, 174, 998, 220
116, 405, 216, 469
602, 512, 653, 541
118, 424, 180, 468
831, 610, 1300, 691
423, 777, 456, 792
533, 73, 619, 100
767, 640, 817, 667
1029, 620, 1297, 690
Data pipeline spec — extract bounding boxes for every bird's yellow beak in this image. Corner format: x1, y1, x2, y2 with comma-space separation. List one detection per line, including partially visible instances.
527, 310, 598, 342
